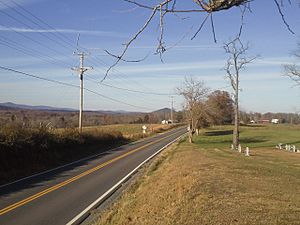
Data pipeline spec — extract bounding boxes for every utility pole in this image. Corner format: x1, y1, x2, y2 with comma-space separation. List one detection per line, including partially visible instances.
72, 52, 92, 133
170, 96, 174, 123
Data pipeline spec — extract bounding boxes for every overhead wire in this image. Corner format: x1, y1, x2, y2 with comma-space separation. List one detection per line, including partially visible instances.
0, 35, 74, 68
9, 0, 77, 49
0, 1, 75, 55
5, 0, 163, 95
0, 1, 171, 108
85, 74, 174, 96
0, 66, 152, 111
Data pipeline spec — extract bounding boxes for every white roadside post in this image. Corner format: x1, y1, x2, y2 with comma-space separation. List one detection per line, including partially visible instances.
245, 147, 250, 156
142, 125, 147, 137
238, 144, 242, 153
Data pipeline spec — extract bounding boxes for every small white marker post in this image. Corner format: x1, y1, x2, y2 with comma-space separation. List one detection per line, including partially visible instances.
142, 125, 147, 137
245, 147, 250, 156
231, 144, 234, 150
238, 144, 242, 153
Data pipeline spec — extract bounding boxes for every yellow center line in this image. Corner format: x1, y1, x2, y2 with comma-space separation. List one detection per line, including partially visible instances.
0, 130, 182, 216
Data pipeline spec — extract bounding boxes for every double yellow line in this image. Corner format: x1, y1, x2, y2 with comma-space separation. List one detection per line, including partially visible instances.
0, 129, 182, 216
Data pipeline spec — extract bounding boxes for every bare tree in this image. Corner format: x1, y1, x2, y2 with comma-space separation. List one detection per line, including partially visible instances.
285, 42, 300, 83
101, 0, 294, 81
224, 38, 256, 149
194, 101, 211, 135
177, 76, 209, 143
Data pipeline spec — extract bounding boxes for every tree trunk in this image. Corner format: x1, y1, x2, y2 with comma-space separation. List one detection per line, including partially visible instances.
233, 85, 239, 149
188, 130, 193, 143
233, 105, 239, 149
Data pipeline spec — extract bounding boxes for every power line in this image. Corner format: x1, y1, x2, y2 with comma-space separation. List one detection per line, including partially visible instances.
0, 1, 165, 100
0, 24, 74, 67
85, 74, 174, 96
10, 0, 77, 49
2, 0, 161, 96
0, 1, 74, 53
0, 35, 73, 68
0, 7, 75, 65
0, 66, 152, 111
0, 66, 77, 87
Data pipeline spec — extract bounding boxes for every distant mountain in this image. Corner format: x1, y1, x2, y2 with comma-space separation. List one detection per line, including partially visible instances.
0, 102, 75, 111
0, 102, 173, 115
152, 108, 172, 114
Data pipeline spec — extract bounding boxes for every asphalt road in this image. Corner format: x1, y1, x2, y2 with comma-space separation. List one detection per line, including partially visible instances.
0, 127, 186, 225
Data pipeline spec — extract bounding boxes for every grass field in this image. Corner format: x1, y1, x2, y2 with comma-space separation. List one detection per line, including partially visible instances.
81, 123, 179, 139
91, 124, 300, 225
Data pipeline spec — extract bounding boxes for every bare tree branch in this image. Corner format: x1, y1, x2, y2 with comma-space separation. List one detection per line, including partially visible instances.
191, 12, 211, 40
124, 0, 206, 13
285, 64, 300, 85
273, 0, 295, 34
210, 13, 217, 43
101, 1, 165, 82
104, 50, 149, 63
102, 0, 294, 80
156, 4, 168, 62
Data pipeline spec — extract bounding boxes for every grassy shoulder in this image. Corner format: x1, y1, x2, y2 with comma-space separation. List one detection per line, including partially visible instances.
0, 123, 179, 185
91, 124, 300, 225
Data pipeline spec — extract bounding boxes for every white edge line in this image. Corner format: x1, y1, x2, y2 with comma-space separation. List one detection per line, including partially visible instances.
66, 132, 187, 225
0, 127, 182, 189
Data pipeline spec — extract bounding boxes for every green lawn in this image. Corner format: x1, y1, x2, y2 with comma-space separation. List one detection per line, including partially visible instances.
196, 124, 300, 149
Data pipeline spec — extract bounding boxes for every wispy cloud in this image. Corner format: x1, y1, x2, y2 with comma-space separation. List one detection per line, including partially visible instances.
255, 56, 298, 66
108, 56, 297, 75
111, 60, 226, 74
0, 0, 45, 10
0, 25, 127, 38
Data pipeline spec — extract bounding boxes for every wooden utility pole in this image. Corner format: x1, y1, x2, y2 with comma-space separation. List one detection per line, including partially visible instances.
72, 52, 92, 133
170, 96, 174, 123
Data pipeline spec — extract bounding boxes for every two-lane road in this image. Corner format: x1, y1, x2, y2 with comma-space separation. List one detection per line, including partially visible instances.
0, 127, 186, 225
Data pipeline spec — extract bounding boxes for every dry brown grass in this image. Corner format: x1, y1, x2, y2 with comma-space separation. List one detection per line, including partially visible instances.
92, 138, 300, 225
81, 123, 181, 141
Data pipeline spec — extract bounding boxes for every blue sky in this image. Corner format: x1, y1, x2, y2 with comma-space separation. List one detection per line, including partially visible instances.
0, 0, 300, 112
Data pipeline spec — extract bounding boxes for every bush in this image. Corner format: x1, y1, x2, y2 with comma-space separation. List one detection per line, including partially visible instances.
0, 126, 128, 185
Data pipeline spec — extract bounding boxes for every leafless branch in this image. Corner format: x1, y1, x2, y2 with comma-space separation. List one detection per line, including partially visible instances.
124, 0, 206, 13
273, 0, 295, 34
237, 5, 247, 39
224, 38, 255, 94
285, 64, 300, 85
101, 1, 163, 82
104, 50, 149, 63
103, 0, 293, 80
156, 4, 168, 62
191, 12, 211, 40
210, 13, 217, 43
